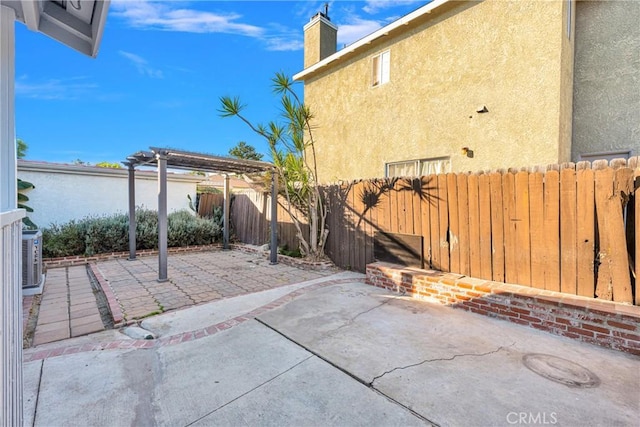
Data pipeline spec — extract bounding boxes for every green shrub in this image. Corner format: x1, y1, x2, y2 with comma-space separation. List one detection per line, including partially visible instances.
42, 208, 222, 257
135, 209, 158, 250
42, 220, 87, 258
84, 214, 129, 256
168, 210, 221, 247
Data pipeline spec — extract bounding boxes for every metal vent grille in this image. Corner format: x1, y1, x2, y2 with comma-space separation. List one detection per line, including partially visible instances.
22, 230, 43, 289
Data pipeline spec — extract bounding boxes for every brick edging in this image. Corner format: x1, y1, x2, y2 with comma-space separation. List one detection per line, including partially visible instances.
44, 244, 223, 268
44, 243, 336, 270
88, 264, 124, 326
366, 262, 640, 356
23, 277, 364, 362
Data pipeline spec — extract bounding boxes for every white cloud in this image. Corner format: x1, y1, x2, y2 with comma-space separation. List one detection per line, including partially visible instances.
362, 0, 423, 15
111, 0, 305, 51
118, 51, 164, 78
15, 77, 98, 100
111, 0, 263, 36
337, 17, 384, 47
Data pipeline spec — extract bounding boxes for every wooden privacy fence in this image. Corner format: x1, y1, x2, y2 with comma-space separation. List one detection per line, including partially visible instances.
323, 158, 639, 306
230, 190, 306, 251
197, 193, 224, 217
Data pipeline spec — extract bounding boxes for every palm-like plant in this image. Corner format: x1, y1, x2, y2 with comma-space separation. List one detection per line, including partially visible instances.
219, 72, 328, 260
18, 178, 37, 229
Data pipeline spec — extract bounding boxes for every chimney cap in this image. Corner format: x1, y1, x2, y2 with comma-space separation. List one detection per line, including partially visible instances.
311, 3, 330, 21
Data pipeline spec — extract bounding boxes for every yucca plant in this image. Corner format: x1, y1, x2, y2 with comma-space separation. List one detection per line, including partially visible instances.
17, 178, 37, 229
219, 72, 328, 260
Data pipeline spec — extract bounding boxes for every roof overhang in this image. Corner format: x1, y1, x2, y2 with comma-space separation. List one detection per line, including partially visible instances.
125, 147, 274, 175
3, 0, 110, 57
294, 0, 450, 81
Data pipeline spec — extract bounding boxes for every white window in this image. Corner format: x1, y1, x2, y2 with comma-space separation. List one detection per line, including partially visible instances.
372, 50, 390, 87
385, 157, 451, 178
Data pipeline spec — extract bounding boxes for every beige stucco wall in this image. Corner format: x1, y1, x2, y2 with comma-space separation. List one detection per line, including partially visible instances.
303, 0, 570, 182
572, 0, 640, 160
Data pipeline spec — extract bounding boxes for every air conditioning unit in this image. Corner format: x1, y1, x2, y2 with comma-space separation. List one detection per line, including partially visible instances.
22, 230, 44, 295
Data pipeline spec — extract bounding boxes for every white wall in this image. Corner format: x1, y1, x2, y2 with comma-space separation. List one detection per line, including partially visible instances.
17, 160, 203, 228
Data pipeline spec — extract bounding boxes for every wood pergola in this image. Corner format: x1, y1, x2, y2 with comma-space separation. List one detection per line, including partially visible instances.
125, 147, 278, 282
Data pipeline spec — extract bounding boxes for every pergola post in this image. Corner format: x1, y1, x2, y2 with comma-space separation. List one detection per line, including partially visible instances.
157, 152, 168, 282
127, 163, 136, 260
223, 173, 230, 249
270, 171, 278, 265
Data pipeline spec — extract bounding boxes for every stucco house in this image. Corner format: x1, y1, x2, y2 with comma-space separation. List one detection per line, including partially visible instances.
294, 0, 639, 183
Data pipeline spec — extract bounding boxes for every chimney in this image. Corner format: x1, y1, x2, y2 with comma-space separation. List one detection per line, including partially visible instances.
303, 6, 337, 68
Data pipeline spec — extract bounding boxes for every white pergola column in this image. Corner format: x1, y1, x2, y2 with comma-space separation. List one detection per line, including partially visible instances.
127, 163, 136, 260
157, 152, 168, 282
0, 6, 24, 427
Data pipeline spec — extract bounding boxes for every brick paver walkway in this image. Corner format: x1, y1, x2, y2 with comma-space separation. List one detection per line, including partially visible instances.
93, 249, 333, 323
32, 266, 104, 346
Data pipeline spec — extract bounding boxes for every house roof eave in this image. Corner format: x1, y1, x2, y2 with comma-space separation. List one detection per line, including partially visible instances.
293, 0, 451, 82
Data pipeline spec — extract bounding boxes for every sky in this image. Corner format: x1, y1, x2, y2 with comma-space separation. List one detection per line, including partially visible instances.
15, 0, 427, 165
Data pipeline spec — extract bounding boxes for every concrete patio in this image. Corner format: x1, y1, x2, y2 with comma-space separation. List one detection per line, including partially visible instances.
23, 272, 639, 427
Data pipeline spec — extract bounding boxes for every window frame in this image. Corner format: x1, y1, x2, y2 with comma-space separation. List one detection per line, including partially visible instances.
579, 150, 631, 162
385, 156, 451, 178
372, 50, 391, 87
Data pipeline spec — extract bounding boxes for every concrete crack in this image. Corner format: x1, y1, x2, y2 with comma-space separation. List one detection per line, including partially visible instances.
370, 342, 515, 386
320, 297, 394, 340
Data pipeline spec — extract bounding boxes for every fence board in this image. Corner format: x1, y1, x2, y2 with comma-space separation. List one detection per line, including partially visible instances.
529, 172, 545, 289
447, 174, 460, 273
437, 174, 450, 271
503, 172, 518, 284
457, 173, 471, 276
543, 170, 560, 292
560, 168, 577, 295
468, 174, 481, 278
478, 174, 493, 280
411, 178, 422, 238
515, 171, 531, 286
366, 181, 377, 266
489, 172, 505, 282
576, 167, 595, 298
429, 176, 441, 270
354, 180, 367, 272
420, 176, 433, 268
347, 183, 357, 270
390, 180, 401, 234
595, 168, 634, 303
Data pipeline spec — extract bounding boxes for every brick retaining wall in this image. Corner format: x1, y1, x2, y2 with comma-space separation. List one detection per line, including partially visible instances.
366, 262, 640, 356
